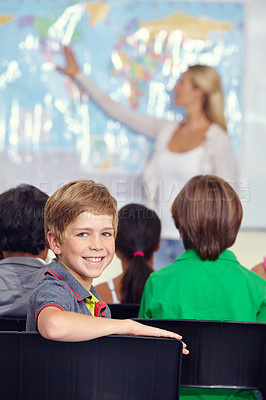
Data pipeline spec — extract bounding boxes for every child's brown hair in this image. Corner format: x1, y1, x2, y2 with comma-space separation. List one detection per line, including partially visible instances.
172, 175, 242, 260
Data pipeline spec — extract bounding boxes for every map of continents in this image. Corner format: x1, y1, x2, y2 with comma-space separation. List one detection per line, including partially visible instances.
0, 1, 243, 172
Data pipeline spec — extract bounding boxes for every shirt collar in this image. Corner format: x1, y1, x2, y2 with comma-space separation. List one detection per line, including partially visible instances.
45, 260, 93, 302
177, 248, 238, 263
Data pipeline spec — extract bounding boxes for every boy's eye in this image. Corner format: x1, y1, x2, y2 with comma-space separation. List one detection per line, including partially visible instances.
102, 232, 112, 237
77, 232, 88, 237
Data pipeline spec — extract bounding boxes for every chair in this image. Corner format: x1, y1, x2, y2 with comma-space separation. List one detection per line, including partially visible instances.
136, 318, 266, 397
0, 331, 183, 400
0, 316, 26, 331
108, 303, 140, 319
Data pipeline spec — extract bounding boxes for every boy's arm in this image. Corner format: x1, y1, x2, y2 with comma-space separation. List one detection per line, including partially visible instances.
38, 307, 189, 354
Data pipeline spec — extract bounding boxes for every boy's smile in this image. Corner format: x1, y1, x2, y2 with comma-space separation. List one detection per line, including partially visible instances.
49, 211, 115, 291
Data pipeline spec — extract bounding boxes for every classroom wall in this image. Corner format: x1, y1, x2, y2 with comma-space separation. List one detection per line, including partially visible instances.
230, 230, 266, 268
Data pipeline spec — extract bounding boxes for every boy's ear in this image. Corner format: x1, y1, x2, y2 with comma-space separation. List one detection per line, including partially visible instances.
46, 231, 62, 255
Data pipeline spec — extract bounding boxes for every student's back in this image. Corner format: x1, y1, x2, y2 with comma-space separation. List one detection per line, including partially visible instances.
139, 248, 266, 322
139, 175, 266, 400
0, 256, 47, 317
0, 184, 49, 316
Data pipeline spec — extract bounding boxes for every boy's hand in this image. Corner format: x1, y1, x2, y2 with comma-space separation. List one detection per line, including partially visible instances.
125, 319, 189, 355
56, 46, 80, 78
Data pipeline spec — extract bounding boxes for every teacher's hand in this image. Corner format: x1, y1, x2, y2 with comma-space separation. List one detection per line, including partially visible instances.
56, 45, 80, 78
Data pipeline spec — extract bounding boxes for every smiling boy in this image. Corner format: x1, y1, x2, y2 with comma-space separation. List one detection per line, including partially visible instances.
26, 179, 188, 350
49, 211, 115, 292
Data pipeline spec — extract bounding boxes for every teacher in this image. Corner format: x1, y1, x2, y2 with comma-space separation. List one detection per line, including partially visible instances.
56, 46, 237, 270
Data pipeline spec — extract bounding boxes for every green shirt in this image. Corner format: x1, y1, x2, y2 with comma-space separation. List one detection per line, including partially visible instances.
139, 249, 266, 321
139, 249, 266, 400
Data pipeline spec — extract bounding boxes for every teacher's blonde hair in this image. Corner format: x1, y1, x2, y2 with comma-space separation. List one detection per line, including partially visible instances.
188, 65, 227, 132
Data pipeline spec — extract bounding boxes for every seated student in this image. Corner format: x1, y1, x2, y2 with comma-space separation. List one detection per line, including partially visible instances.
139, 175, 266, 400
96, 203, 161, 304
26, 179, 188, 353
251, 257, 266, 280
0, 184, 49, 317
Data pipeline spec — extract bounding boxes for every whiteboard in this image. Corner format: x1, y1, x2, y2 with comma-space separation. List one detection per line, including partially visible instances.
240, 0, 266, 229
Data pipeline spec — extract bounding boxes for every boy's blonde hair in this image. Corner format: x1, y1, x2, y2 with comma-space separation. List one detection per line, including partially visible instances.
44, 179, 118, 242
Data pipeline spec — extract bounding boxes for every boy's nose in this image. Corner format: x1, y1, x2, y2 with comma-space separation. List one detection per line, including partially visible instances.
89, 235, 104, 250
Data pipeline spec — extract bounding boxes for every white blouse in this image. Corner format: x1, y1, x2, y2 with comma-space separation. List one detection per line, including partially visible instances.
74, 72, 238, 240
157, 144, 205, 239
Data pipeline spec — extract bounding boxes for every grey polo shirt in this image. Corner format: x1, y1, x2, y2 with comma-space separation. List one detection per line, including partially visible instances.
0, 256, 47, 317
26, 260, 111, 331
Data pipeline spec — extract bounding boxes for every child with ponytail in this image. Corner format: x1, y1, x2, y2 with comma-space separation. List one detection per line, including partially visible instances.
95, 203, 161, 304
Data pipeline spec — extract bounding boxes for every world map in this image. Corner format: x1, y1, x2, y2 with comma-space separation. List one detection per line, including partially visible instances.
0, 1, 244, 174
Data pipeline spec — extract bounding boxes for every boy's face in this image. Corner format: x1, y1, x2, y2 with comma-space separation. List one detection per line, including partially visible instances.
48, 211, 115, 291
